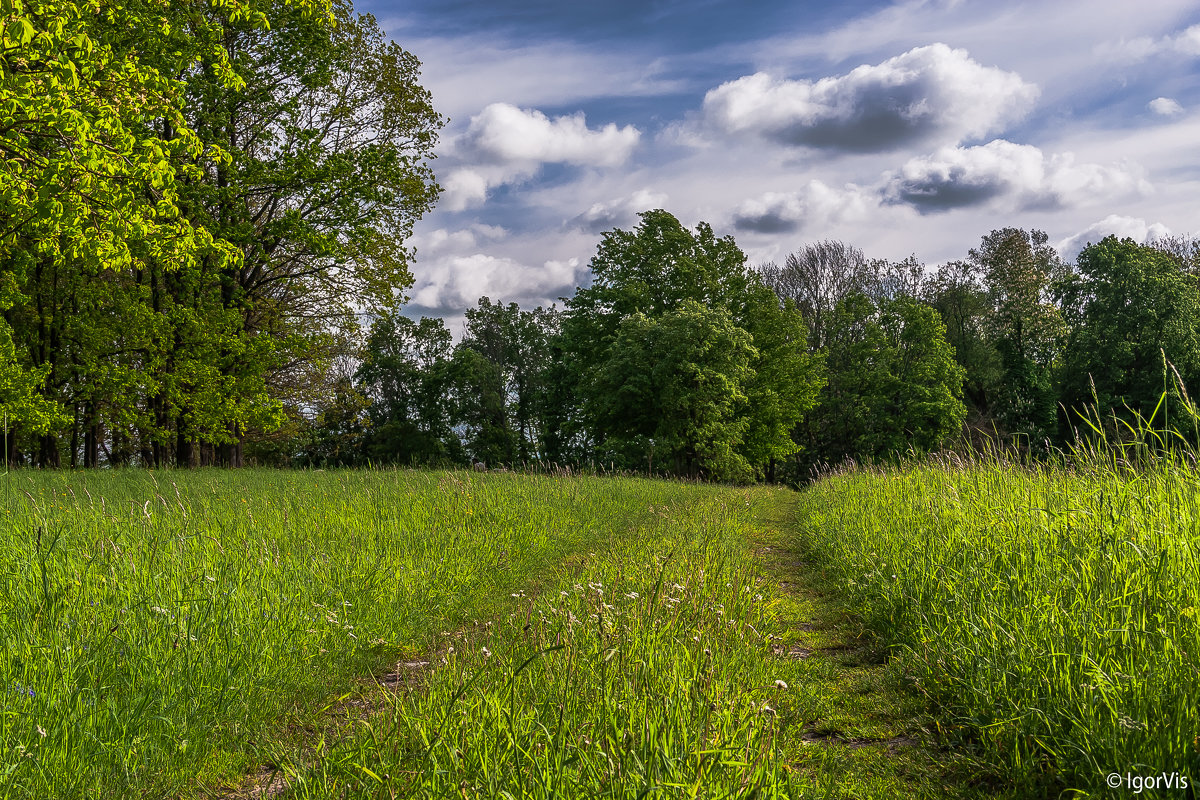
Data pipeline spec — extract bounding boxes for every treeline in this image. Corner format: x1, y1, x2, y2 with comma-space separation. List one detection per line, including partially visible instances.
1, 0, 441, 467
285, 211, 1200, 483
5, 5, 1200, 480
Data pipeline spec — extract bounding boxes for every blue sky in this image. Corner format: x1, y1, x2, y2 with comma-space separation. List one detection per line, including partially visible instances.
359, 0, 1200, 325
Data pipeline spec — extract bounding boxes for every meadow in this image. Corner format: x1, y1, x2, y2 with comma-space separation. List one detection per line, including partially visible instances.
5, 468, 965, 799
4, 454, 1193, 798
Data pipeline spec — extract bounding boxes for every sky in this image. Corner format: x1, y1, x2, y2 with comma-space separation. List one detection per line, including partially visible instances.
359, 0, 1200, 327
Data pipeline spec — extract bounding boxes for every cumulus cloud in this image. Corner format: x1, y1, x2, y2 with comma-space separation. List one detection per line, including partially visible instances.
460, 103, 640, 166
569, 189, 669, 233
1056, 215, 1172, 263
700, 43, 1038, 152
1149, 97, 1184, 116
409, 224, 508, 257
408, 252, 584, 314
732, 181, 871, 234
881, 140, 1151, 214
441, 104, 641, 210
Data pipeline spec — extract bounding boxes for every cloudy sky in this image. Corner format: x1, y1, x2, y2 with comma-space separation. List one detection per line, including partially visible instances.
359, 0, 1200, 324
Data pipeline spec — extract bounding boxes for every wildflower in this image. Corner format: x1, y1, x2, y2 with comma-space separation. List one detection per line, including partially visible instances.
481, 647, 491, 658
37, 725, 46, 738
625, 591, 639, 600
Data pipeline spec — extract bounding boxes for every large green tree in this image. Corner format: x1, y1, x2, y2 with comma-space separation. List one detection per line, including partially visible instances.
356, 312, 460, 465
175, 0, 442, 465
563, 210, 822, 479
1, 0, 442, 467
1057, 236, 1200, 431
969, 228, 1065, 440
590, 301, 757, 481
802, 293, 965, 469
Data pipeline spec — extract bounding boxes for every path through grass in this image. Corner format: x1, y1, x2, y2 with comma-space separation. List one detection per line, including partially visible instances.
3, 467, 996, 799
248, 483, 989, 799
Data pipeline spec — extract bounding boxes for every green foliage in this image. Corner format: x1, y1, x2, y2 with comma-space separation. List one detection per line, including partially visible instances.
357, 313, 460, 465
591, 301, 756, 481
737, 282, 824, 478
564, 210, 822, 480
969, 228, 1065, 438
0, 0, 441, 465
1058, 236, 1200, 428
457, 298, 558, 464
804, 293, 965, 468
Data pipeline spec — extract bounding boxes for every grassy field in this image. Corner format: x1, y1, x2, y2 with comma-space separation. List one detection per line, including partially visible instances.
793, 452, 1200, 796
0, 467, 985, 799
0, 469, 728, 796
9, 456, 1188, 798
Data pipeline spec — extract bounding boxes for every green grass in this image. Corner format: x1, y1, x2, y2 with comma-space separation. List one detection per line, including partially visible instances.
0, 468, 740, 797
240, 483, 991, 799
792, 453, 1200, 795
0, 467, 988, 799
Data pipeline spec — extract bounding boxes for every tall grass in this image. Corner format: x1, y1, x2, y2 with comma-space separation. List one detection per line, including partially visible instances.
793, 436, 1200, 793
0, 468, 739, 798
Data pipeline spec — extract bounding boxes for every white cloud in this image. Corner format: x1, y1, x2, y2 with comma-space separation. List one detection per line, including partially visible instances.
409, 224, 508, 256
440, 170, 490, 212
569, 188, 669, 233
699, 43, 1038, 152
442, 104, 641, 210
881, 140, 1151, 213
732, 181, 872, 234
409, 252, 583, 314
1111, 24, 1200, 60
1056, 215, 1172, 262
1149, 97, 1185, 116
460, 103, 640, 166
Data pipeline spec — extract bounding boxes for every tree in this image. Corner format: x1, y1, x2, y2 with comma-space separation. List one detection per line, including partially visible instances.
927, 259, 1001, 414
968, 228, 1065, 439
563, 209, 823, 480
1057, 236, 1200, 431
0, 0, 317, 460
176, 0, 442, 464
803, 294, 965, 469
458, 298, 558, 464
590, 301, 756, 481
758, 241, 875, 350
356, 312, 460, 464
0, 0, 442, 467
737, 280, 824, 482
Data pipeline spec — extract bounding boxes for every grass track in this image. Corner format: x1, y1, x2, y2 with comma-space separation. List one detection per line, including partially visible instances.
231, 480, 993, 799
0, 469, 730, 797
